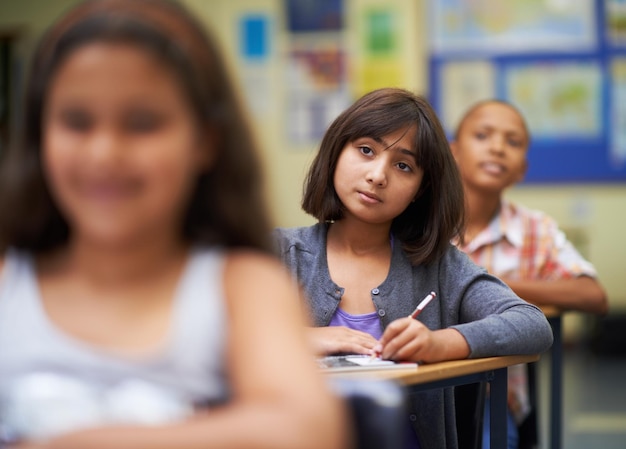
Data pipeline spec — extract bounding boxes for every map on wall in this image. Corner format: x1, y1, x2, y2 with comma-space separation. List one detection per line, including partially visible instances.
439, 60, 496, 133
610, 58, 626, 166
606, 0, 626, 46
504, 61, 602, 138
430, 0, 596, 53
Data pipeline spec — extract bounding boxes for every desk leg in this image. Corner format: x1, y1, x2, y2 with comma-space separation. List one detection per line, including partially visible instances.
490, 367, 508, 449
549, 316, 563, 449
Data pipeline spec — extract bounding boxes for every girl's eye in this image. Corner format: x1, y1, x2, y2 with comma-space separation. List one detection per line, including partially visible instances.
125, 112, 164, 133
397, 162, 412, 172
359, 146, 374, 156
60, 110, 93, 132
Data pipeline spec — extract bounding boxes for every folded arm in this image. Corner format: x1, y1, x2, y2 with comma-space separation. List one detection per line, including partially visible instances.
504, 275, 608, 315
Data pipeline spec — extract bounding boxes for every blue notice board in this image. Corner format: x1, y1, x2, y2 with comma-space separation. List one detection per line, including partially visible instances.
428, 0, 626, 183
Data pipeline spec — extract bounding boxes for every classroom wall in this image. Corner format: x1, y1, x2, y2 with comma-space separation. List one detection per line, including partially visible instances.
1, 0, 625, 326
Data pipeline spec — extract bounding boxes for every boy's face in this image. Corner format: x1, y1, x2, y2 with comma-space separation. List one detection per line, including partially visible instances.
450, 102, 528, 195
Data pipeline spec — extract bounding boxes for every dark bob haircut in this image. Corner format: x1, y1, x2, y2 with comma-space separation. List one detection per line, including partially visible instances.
302, 87, 464, 265
0, 0, 272, 253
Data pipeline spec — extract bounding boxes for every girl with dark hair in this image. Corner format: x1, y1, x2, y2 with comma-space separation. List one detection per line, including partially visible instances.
274, 87, 553, 449
0, 1, 347, 448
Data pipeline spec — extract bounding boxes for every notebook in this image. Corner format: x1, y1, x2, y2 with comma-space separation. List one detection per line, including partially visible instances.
318, 355, 419, 373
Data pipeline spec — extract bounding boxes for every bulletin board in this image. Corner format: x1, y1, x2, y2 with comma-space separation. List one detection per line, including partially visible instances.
427, 0, 626, 183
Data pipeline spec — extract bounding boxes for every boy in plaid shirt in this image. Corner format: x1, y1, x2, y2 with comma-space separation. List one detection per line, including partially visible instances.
451, 100, 608, 449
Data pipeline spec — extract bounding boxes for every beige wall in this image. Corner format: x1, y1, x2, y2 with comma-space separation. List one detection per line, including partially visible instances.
1, 0, 625, 319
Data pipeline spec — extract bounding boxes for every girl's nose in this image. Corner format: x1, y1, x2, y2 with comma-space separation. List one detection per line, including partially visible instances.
366, 162, 387, 187
85, 130, 122, 165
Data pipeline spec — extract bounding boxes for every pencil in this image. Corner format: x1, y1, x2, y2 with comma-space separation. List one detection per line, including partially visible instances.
370, 291, 437, 360
408, 291, 437, 319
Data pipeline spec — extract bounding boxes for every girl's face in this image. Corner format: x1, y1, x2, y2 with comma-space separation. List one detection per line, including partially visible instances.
451, 102, 528, 194
43, 42, 210, 248
333, 126, 424, 226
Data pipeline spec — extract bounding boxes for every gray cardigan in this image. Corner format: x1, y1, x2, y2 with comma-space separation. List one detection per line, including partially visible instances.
273, 223, 553, 449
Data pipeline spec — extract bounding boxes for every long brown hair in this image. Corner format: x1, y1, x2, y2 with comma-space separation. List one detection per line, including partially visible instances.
0, 0, 273, 253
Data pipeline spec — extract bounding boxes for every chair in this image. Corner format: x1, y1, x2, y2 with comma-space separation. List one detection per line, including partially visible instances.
455, 381, 487, 449
328, 377, 408, 449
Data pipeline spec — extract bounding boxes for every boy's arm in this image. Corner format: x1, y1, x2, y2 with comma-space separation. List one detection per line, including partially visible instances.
504, 275, 608, 315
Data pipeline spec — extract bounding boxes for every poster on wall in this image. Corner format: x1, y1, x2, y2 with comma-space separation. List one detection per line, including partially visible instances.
284, 38, 351, 145
430, 0, 596, 54
285, 0, 342, 32
238, 14, 273, 119
353, 7, 405, 97
428, 1, 626, 182
606, 0, 626, 46
283, 0, 350, 145
438, 60, 496, 134
504, 61, 602, 138
610, 58, 626, 166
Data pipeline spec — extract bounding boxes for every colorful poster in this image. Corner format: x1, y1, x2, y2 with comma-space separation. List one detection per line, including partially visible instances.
285, 38, 351, 145
240, 15, 269, 61
610, 58, 626, 166
439, 60, 496, 134
365, 9, 395, 55
353, 6, 405, 97
285, 0, 343, 32
504, 62, 602, 138
430, 0, 596, 53
238, 14, 273, 118
606, 0, 626, 46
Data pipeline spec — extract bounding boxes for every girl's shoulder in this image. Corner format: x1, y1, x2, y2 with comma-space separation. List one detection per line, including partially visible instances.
273, 223, 326, 251
437, 243, 489, 278
223, 248, 288, 280
221, 249, 297, 310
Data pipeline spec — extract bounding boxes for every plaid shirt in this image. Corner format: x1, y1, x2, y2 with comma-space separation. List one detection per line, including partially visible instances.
455, 199, 597, 423
457, 200, 596, 281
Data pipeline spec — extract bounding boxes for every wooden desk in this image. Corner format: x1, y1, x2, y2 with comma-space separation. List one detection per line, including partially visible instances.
540, 305, 564, 449
327, 354, 540, 449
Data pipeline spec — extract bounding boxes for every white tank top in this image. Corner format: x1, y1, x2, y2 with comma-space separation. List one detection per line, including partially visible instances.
0, 248, 229, 440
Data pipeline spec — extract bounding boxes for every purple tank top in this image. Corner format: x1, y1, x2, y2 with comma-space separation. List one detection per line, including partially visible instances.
329, 307, 421, 449
329, 307, 382, 339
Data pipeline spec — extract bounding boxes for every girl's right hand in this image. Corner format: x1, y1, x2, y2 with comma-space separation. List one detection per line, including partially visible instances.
306, 327, 378, 356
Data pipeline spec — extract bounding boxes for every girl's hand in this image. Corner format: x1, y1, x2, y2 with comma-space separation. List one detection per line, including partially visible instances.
375, 318, 470, 363
374, 317, 432, 362
306, 326, 378, 356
